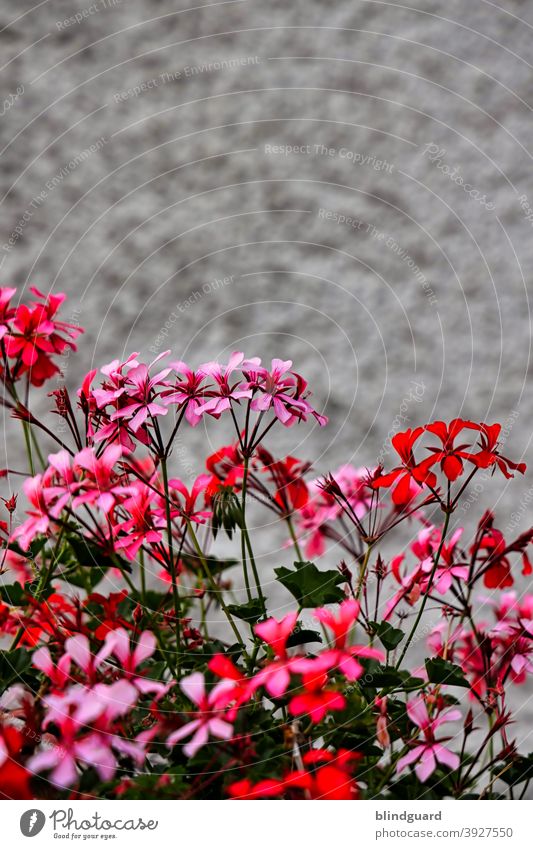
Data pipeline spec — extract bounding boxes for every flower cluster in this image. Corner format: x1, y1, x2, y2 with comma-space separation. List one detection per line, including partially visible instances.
0, 287, 531, 802
0, 287, 82, 388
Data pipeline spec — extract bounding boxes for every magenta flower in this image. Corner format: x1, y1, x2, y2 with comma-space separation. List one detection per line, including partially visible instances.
167, 672, 234, 757
112, 482, 164, 559
28, 680, 140, 787
252, 612, 300, 697
245, 358, 328, 427
396, 697, 461, 782
161, 361, 209, 426
313, 599, 384, 680
167, 474, 212, 524
11, 474, 53, 550
196, 351, 256, 419
105, 628, 170, 696
111, 357, 171, 433
73, 444, 132, 514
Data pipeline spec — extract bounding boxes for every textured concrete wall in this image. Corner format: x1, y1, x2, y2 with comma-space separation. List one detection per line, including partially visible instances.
1, 0, 532, 743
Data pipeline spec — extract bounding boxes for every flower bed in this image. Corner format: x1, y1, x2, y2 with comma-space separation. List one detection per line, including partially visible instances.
0, 287, 531, 800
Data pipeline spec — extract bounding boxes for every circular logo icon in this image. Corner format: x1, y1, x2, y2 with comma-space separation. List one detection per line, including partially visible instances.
20, 810, 46, 837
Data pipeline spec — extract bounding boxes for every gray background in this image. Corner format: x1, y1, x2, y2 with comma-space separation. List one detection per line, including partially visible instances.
1, 0, 533, 752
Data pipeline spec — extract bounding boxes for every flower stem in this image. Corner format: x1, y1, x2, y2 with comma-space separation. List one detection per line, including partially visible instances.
241, 452, 267, 617
186, 520, 248, 655
395, 507, 452, 669
160, 453, 182, 673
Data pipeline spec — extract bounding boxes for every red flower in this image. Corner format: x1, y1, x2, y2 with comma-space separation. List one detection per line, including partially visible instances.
423, 419, 481, 481
4, 288, 82, 386
288, 664, 346, 723
85, 589, 132, 640
0, 725, 33, 799
476, 528, 513, 588
467, 423, 527, 479
228, 749, 360, 800
205, 442, 245, 496
256, 447, 310, 514
372, 427, 436, 505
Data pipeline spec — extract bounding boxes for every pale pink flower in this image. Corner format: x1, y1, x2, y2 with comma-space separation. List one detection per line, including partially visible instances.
167, 672, 234, 757
396, 697, 461, 782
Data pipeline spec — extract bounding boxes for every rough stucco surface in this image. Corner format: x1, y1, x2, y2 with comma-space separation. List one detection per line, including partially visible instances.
0, 1, 532, 744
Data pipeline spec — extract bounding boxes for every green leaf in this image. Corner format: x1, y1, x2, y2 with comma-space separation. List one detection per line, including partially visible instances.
181, 554, 238, 574
425, 657, 469, 688
499, 754, 533, 786
66, 535, 131, 573
274, 561, 345, 608
370, 620, 405, 651
361, 663, 424, 690
227, 599, 265, 624
0, 648, 33, 689
0, 583, 26, 606
286, 628, 322, 648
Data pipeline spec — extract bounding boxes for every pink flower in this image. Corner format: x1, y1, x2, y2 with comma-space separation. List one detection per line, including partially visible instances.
105, 627, 168, 696
28, 680, 140, 787
113, 482, 163, 559
396, 697, 461, 782
11, 474, 52, 550
32, 646, 71, 688
313, 599, 384, 680
73, 445, 132, 513
111, 356, 171, 433
3, 550, 33, 585
167, 672, 234, 757
252, 612, 301, 697
161, 361, 208, 426
196, 351, 254, 418
63, 634, 115, 682
255, 611, 298, 657
245, 358, 328, 427
166, 474, 212, 525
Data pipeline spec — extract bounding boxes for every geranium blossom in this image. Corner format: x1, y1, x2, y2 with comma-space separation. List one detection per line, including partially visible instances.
396, 697, 461, 781
166, 672, 234, 757
3, 288, 81, 386
161, 361, 208, 426
196, 351, 255, 418
245, 358, 328, 427
1, 298, 532, 803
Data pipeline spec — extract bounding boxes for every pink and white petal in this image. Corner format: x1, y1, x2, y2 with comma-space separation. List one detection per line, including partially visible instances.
107, 627, 131, 666
180, 671, 205, 707
132, 630, 157, 667
433, 744, 459, 771
167, 719, 201, 747
183, 723, 210, 758
51, 755, 79, 789
265, 666, 290, 698
32, 646, 55, 676
396, 745, 425, 775
65, 634, 92, 673
415, 747, 437, 782
208, 718, 234, 741
433, 708, 462, 728
28, 747, 62, 774
406, 696, 430, 729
